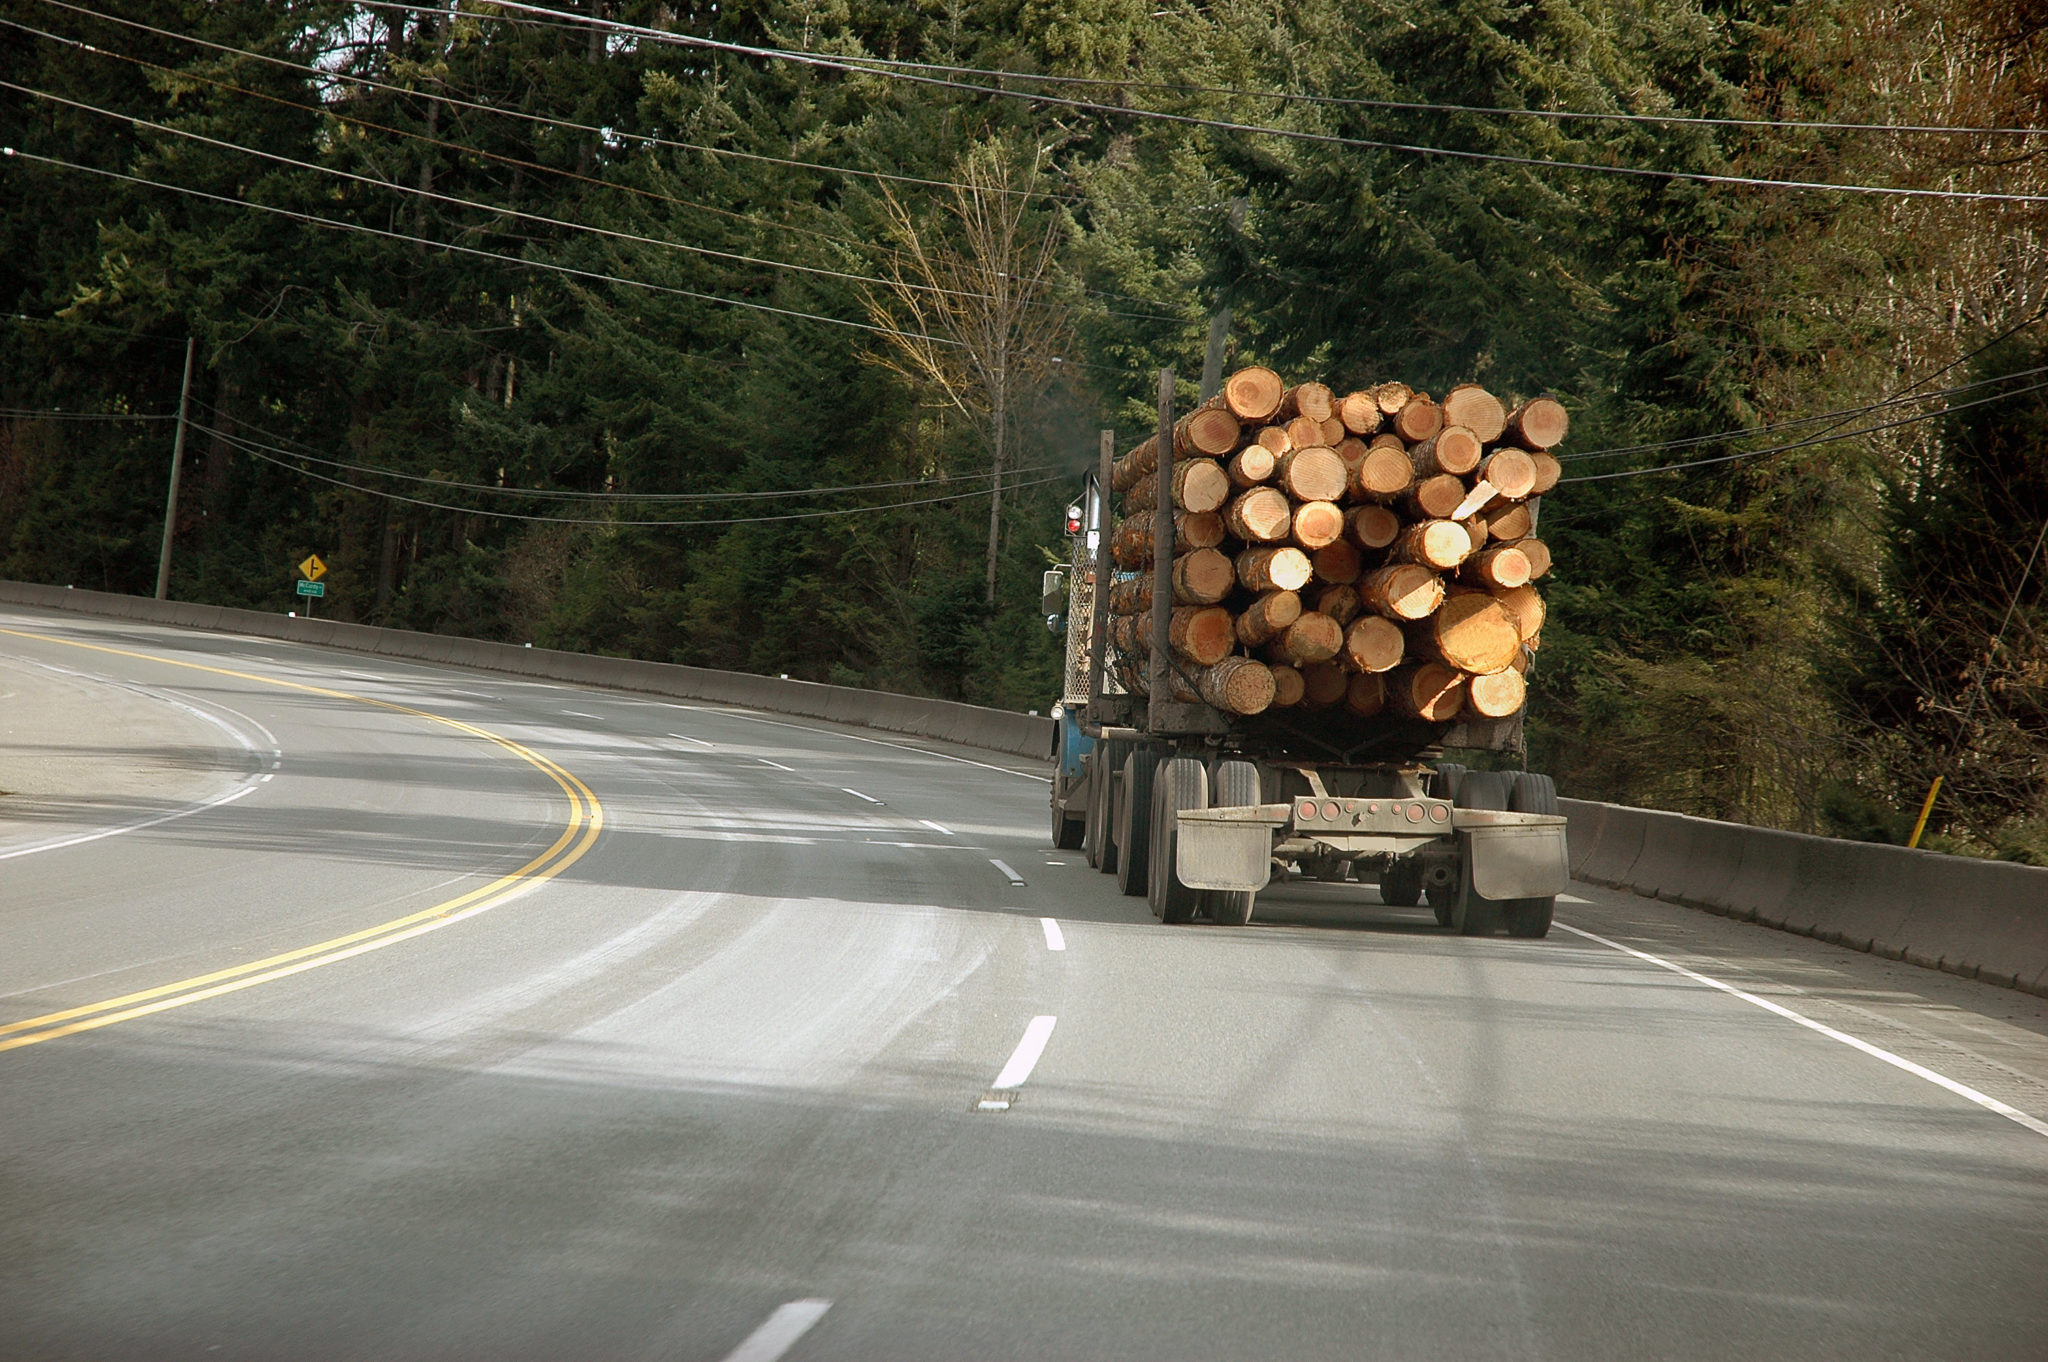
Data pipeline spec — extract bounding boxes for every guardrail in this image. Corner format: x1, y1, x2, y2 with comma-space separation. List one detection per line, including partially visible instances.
1560, 797, 2048, 997
0, 581, 1057, 762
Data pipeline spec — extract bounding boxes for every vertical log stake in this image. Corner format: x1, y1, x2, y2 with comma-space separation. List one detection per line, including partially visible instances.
1148, 369, 1176, 727
1086, 429, 1115, 710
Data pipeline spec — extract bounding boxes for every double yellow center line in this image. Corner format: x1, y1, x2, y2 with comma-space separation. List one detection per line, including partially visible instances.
0, 628, 605, 1054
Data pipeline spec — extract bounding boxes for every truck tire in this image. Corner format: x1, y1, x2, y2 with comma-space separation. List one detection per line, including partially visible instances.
1379, 857, 1423, 907
1205, 759, 1262, 926
1084, 741, 1125, 872
1149, 757, 1209, 924
1429, 761, 1468, 804
1504, 772, 1559, 937
1051, 789, 1085, 851
1115, 749, 1159, 898
1451, 770, 1515, 936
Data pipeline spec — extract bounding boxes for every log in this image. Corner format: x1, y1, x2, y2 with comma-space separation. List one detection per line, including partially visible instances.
1451, 480, 1500, 522
1237, 545, 1313, 592
1317, 415, 1347, 446
1265, 611, 1343, 666
1458, 514, 1492, 558
1391, 519, 1473, 571
1227, 443, 1278, 488
1345, 671, 1388, 717
1291, 499, 1346, 551
1441, 383, 1508, 443
1350, 443, 1415, 501
1235, 589, 1303, 647
1464, 667, 1526, 719
1475, 447, 1537, 501
1505, 395, 1569, 449
1388, 662, 1467, 721
1178, 405, 1242, 457
1493, 583, 1546, 640
1314, 582, 1362, 627
1359, 563, 1446, 621
1198, 656, 1277, 716
1274, 446, 1347, 502
1172, 547, 1237, 604
1338, 390, 1384, 435
1222, 365, 1285, 422
1408, 592, 1520, 675
1368, 432, 1406, 453
1460, 544, 1531, 590
1516, 537, 1551, 580
1170, 605, 1236, 666
1373, 381, 1413, 415
1269, 663, 1306, 707
1125, 456, 1230, 514
1408, 425, 1483, 477
1110, 518, 1153, 568
1392, 393, 1443, 442
1284, 415, 1325, 449
1224, 486, 1293, 543
1276, 381, 1334, 423
1404, 473, 1466, 520
1176, 510, 1227, 551
1346, 504, 1402, 551
1341, 614, 1405, 674
1299, 661, 1349, 707
1530, 450, 1562, 495
1253, 424, 1293, 455
1110, 435, 1157, 493
1311, 537, 1365, 585
1486, 500, 1534, 542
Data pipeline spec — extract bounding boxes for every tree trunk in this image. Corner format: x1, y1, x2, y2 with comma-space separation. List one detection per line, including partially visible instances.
1236, 545, 1313, 592
1388, 662, 1467, 721
1404, 473, 1466, 520
1408, 426, 1483, 477
1198, 656, 1277, 715
1290, 499, 1345, 550
1505, 396, 1570, 449
1464, 667, 1527, 718
1269, 664, 1306, 707
1263, 611, 1344, 665
1311, 537, 1365, 584
1461, 544, 1532, 590
1224, 486, 1293, 543
1299, 661, 1349, 707
1441, 383, 1507, 442
1406, 591, 1521, 675
1346, 504, 1401, 550
1350, 443, 1415, 501
1223, 365, 1284, 421
1475, 447, 1537, 500
1359, 563, 1446, 620
1274, 446, 1346, 502
1169, 605, 1236, 665
1235, 588, 1303, 646
1392, 393, 1443, 442
1313, 582, 1362, 626
1338, 389, 1384, 435
1391, 519, 1473, 571
1228, 443, 1277, 488
1342, 614, 1406, 673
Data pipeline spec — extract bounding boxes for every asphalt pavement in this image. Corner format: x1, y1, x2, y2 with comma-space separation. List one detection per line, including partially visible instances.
2, 605, 2044, 1361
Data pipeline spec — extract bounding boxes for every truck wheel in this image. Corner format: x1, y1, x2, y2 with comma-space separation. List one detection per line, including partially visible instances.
1051, 791, 1085, 851
1379, 858, 1423, 907
1429, 761, 1468, 803
1205, 759, 1262, 926
1149, 757, 1208, 924
1115, 750, 1158, 899
1085, 741, 1125, 871
1452, 771, 1515, 936
1505, 772, 1559, 936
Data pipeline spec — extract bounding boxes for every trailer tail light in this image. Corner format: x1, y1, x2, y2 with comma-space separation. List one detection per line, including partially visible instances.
1298, 802, 1318, 822
1322, 801, 1340, 821
1429, 803, 1449, 822
1406, 803, 1425, 822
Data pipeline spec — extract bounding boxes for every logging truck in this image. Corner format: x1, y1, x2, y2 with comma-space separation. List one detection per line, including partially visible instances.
1044, 368, 1569, 933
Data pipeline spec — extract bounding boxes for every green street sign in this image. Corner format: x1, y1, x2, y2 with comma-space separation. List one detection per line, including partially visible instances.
296, 579, 326, 597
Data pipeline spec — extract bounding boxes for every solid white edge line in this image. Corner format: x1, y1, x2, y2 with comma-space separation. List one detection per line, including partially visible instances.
840, 787, 883, 804
1040, 917, 1066, 951
993, 1014, 1058, 1089
0, 781, 260, 862
667, 732, 714, 748
989, 857, 1025, 884
1556, 921, 2048, 1141
919, 818, 954, 835
758, 759, 793, 771
662, 703, 1052, 783
718, 1298, 833, 1362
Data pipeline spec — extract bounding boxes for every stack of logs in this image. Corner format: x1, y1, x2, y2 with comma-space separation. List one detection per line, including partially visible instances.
1105, 366, 1564, 722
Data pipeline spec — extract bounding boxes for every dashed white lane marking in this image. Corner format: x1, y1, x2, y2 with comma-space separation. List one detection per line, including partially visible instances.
718, 1298, 832, 1362
919, 819, 954, 836
258, 774, 274, 783
1557, 922, 2048, 1141
989, 858, 1026, 886
840, 787, 883, 805
561, 710, 601, 719
667, 732, 714, 748
1041, 918, 1066, 951
661, 704, 1051, 782
992, 1015, 1058, 1090
758, 759, 794, 772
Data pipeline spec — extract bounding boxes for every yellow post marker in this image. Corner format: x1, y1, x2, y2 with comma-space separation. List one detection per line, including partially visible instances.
1907, 775, 1944, 850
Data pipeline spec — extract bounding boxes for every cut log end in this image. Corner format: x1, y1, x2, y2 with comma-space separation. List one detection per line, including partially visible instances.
1464, 667, 1527, 719
1224, 366, 1284, 422
1442, 384, 1508, 444
1390, 662, 1468, 722
1292, 499, 1346, 550
1342, 614, 1405, 674
1346, 505, 1402, 550
1338, 390, 1384, 435
1506, 396, 1570, 450
1237, 545, 1314, 593
1360, 563, 1446, 621
1198, 656, 1277, 716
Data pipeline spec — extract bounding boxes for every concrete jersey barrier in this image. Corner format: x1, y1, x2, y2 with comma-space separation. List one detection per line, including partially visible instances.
0, 581, 1057, 763
1558, 797, 2048, 997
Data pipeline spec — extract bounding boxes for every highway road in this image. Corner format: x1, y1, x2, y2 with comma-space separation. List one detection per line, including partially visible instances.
3, 604, 2046, 1360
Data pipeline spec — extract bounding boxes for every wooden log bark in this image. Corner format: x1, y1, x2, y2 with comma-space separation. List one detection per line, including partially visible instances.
1314, 582, 1362, 627
1492, 583, 1546, 640
1291, 499, 1345, 551
1224, 486, 1293, 543
1530, 451, 1562, 495
1269, 663, 1306, 707
1111, 518, 1153, 568
1176, 510, 1227, 551
1485, 501, 1533, 542
1300, 661, 1349, 707
1460, 543, 1531, 590
1463, 667, 1526, 719
1237, 545, 1314, 592
1407, 592, 1520, 675
1264, 611, 1343, 666
1408, 425, 1483, 477
1359, 563, 1446, 621
1197, 656, 1277, 716
1341, 614, 1405, 674
1474, 447, 1537, 501
1350, 443, 1415, 501
1274, 446, 1347, 502
1276, 382, 1334, 423
1404, 473, 1466, 520
1235, 589, 1303, 646
1388, 662, 1468, 721
1170, 605, 1236, 666
1172, 547, 1237, 605
1125, 456, 1230, 514
1516, 537, 1551, 580
1311, 538, 1365, 585
1227, 443, 1277, 488
1441, 384, 1508, 443
1346, 505, 1402, 550
1338, 390, 1384, 435
1392, 393, 1443, 443
1505, 396, 1569, 450
1222, 365, 1284, 422
1390, 519, 1473, 571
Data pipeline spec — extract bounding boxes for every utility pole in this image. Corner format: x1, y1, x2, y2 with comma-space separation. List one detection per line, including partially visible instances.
154, 337, 197, 601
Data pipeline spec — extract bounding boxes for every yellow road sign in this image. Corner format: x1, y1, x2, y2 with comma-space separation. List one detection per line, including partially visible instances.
299, 554, 327, 582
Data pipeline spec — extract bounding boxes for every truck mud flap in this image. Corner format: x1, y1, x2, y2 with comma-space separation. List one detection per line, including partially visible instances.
1175, 811, 1277, 892
1464, 823, 1569, 901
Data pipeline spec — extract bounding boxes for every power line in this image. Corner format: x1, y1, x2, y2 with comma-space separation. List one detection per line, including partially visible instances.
456, 0, 2048, 207
0, 405, 176, 420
